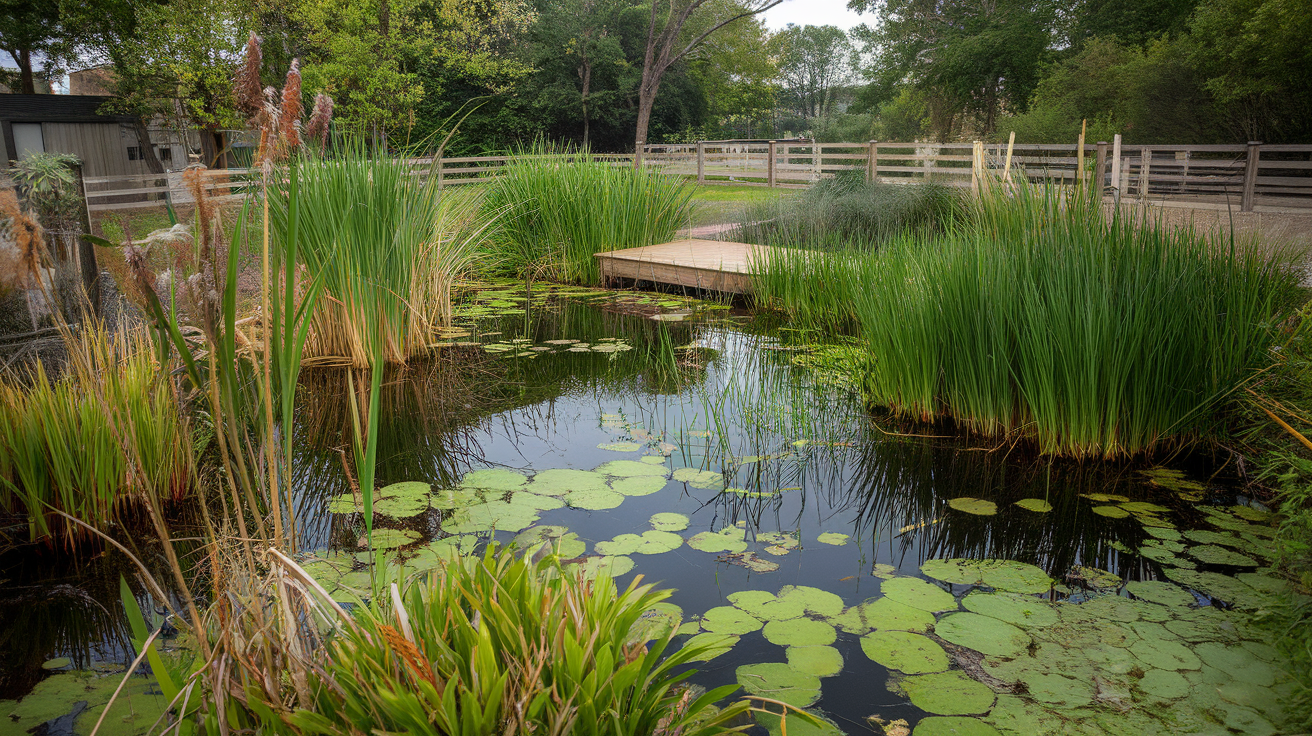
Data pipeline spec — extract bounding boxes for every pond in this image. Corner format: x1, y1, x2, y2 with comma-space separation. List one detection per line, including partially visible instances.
0, 283, 1298, 735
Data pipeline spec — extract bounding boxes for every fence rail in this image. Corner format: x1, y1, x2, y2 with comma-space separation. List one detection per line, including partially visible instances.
85, 140, 1312, 214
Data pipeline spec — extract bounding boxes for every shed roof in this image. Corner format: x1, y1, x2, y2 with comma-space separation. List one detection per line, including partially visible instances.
0, 94, 135, 123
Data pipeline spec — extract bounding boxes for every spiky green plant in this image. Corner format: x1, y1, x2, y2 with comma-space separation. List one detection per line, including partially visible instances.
753, 179, 1304, 458
482, 146, 694, 284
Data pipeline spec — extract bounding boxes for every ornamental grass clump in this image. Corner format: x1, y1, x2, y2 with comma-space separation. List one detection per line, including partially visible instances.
0, 322, 192, 543
482, 146, 693, 284
754, 180, 1304, 458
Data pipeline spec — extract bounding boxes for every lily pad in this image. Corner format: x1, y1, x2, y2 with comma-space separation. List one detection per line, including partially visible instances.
934, 612, 1030, 657
598, 530, 683, 556
1092, 505, 1130, 518
736, 663, 822, 709
1066, 565, 1121, 589
1014, 498, 1053, 513
364, 528, 421, 550
594, 460, 669, 478
787, 645, 844, 677
962, 591, 1058, 628
833, 598, 935, 635
949, 497, 997, 516
913, 717, 1002, 736
1139, 668, 1190, 700
701, 606, 763, 635
444, 501, 539, 533
721, 552, 780, 572
1162, 568, 1265, 608
41, 658, 71, 670
630, 602, 683, 642
598, 442, 642, 452
460, 468, 528, 491
610, 476, 667, 496
564, 488, 625, 510
1125, 580, 1196, 608
779, 585, 845, 618
762, 618, 837, 647
568, 555, 635, 578
728, 590, 805, 621
650, 512, 690, 531
901, 671, 996, 715
816, 532, 849, 546
1081, 493, 1131, 502
327, 493, 363, 514
672, 468, 725, 490
1130, 637, 1201, 671
1186, 545, 1257, 567
688, 527, 749, 554
526, 468, 609, 496
881, 577, 957, 613
860, 630, 949, 674
1021, 672, 1093, 707
431, 487, 481, 510
639, 455, 666, 465
920, 559, 1051, 593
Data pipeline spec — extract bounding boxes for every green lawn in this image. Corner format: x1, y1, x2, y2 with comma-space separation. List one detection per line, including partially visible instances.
687, 182, 791, 227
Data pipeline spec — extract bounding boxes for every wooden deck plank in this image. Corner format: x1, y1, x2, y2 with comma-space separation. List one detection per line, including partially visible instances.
594, 239, 781, 294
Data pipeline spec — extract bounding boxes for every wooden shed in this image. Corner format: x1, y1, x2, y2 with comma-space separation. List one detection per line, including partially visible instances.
0, 94, 179, 177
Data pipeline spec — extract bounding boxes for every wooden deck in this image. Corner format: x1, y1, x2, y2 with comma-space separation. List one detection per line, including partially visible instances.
594, 239, 777, 294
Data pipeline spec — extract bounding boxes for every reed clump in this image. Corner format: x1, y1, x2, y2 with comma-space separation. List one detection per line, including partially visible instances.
268, 151, 490, 367
735, 169, 960, 251
482, 147, 693, 284
754, 180, 1304, 458
0, 323, 192, 543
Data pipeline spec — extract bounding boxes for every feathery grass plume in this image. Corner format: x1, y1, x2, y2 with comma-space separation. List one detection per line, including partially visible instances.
753, 177, 1304, 458
0, 188, 43, 295
481, 143, 693, 284
305, 92, 334, 151
234, 31, 263, 123
0, 322, 192, 544
255, 85, 281, 168
278, 59, 303, 155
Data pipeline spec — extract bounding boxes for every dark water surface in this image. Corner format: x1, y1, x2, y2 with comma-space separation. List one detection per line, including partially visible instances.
0, 286, 1296, 734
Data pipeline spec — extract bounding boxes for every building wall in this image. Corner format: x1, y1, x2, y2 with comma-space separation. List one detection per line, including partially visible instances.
40, 122, 153, 178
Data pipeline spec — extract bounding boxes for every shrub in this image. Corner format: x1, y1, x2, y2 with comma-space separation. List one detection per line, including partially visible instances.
481, 149, 694, 284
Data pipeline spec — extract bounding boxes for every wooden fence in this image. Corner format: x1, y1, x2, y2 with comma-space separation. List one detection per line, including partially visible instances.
85, 140, 1312, 215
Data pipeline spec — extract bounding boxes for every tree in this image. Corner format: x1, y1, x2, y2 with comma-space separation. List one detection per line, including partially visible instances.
0, 0, 66, 94
631, 0, 783, 165
851, 0, 1056, 140
1064, 0, 1200, 49
532, 0, 628, 147
774, 24, 855, 119
680, 0, 777, 138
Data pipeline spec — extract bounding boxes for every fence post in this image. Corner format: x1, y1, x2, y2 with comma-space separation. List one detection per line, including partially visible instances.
72, 164, 100, 315
811, 139, 820, 182
1110, 134, 1123, 204
1179, 150, 1190, 193
768, 141, 777, 188
1140, 148, 1152, 201
436, 154, 445, 191
1095, 142, 1108, 194
1242, 141, 1261, 212
696, 141, 705, 185
867, 140, 878, 182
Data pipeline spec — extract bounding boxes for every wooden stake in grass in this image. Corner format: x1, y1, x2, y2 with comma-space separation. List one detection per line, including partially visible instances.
1077, 119, 1087, 188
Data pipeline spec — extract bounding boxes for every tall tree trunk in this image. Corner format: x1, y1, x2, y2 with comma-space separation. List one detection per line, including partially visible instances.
133, 117, 166, 174
634, 87, 656, 167
200, 126, 223, 169
580, 58, 592, 149
16, 48, 35, 94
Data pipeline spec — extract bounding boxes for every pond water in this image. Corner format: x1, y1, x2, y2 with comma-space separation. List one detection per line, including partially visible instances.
0, 284, 1299, 735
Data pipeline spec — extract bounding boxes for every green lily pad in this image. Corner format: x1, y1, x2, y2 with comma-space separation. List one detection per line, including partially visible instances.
672, 468, 724, 490
1122, 501, 1171, 515
568, 555, 635, 578
1022, 672, 1093, 707
327, 493, 363, 514
650, 512, 690, 531
861, 630, 949, 674
1130, 637, 1202, 671
595, 530, 683, 556
832, 597, 935, 635
365, 528, 421, 550
41, 658, 71, 670
913, 717, 1002, 736
1014, 498, 1053, 513
701, 606, 763, 635
598, 442, 642, 452
610, 476, 667, 496
525, 468, 609, 496
1081, 493, 1131, 502
880, 577, 957, 613
728, 589, 805, 621
722, 551, 780, 572
920, 559, 1051, 593
962, 591, 1058, 628
736, 663, 821, 709
444, 501, 539, 533
787, 645, 844, 677
1186, 545, 1258, 567
762, 618, 837, 647
431, 487, 481, 510
901, 671, 996, 715
779, 585, 845, 618
684, 632, 738, 662
1126, 580, 1196, 607
1162, 568, 1266, 608
687, 527, 749, 553
949, 497, 997, 515
1140, 668, 1190, 700
1092, 505, 1130, 518
816, 532, 849, 546
935, 612, 1030, 657
639, 455, 666, 465
460, 468, 528, 491
594, 460, 669, 478
630, 601, 682, 642
564, 488, 625, 510
1192, 643, 1279, 686
1139, 545, 1193, 567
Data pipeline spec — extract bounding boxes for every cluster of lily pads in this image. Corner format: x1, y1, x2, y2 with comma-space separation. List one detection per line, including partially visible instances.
2, 656, 171, 731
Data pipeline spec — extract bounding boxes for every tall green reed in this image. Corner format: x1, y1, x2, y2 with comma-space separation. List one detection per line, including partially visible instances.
482, 145, 693, 284
753, 180, 1304, 458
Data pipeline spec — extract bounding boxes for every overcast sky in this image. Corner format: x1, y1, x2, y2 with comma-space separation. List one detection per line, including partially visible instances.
762, 0, 870, 31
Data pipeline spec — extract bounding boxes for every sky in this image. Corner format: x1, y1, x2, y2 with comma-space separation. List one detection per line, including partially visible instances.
762, 0, 870, 31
